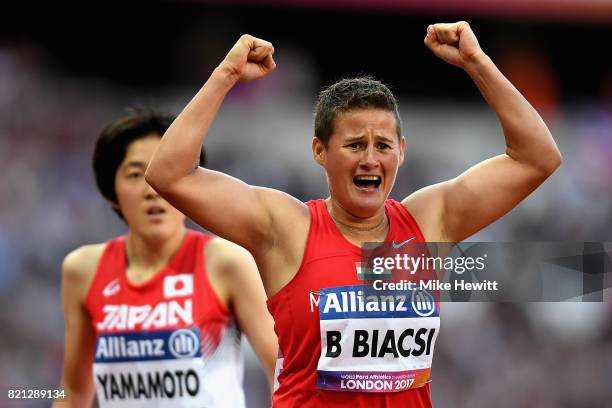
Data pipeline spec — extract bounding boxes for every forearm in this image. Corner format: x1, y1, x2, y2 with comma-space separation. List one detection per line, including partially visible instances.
51, 380, 93, 408
146, 67, 237, 189
56, 346, 95, 407
465, 54, 561, 173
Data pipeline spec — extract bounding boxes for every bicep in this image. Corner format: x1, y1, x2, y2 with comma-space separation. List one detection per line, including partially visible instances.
405, 154, 550, 242
156, 167, 298, 254
443, 154, 549, 241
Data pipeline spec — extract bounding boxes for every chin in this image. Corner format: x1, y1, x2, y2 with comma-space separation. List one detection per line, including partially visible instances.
139, 223, 177, 242
347, 195, 386, 218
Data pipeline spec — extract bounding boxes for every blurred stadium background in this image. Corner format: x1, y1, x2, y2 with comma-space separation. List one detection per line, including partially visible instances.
1, 1, 611, 407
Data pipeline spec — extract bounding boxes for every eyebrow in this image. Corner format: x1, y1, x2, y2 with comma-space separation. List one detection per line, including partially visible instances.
344, 136, 364, 143
344, 135, 395, 143
377, 135, 395, 143
123, 161, 146, 169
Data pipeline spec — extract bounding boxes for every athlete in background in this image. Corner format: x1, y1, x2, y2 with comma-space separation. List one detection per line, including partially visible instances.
54, 110, 276, 407
145, 22, 562, 407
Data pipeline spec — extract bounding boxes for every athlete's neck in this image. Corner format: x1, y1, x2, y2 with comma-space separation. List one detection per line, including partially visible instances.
325, 198, 388, 245
124, 226, 187, 283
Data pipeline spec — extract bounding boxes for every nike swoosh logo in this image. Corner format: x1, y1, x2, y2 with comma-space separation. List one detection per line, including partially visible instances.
391, 237, 415, 249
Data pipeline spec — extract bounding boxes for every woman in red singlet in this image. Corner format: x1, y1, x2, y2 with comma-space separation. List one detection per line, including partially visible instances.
146, 22, 561, 407
55, 110, 277, 408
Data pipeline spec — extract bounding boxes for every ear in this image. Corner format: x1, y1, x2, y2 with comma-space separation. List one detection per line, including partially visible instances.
107, 198, 121, 211
398, 136, 406, 166
312, 137, 327, 166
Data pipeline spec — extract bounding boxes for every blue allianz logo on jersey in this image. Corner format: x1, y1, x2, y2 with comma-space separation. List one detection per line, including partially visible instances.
317, 285, 439, 320
411, 289, 436, 317
94, 328, 202, 363
168, 328, 200, 358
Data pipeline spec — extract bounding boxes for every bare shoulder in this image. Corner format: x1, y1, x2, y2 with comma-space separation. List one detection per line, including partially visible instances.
204, 236, 252, 267
62, 243, 105, 297
259, 186, 310, 255
258, 187, 310, 232
203, 237, 258, 306
258, 187, 309, 214
401, 181, 449, 242
204, 189, 310, 296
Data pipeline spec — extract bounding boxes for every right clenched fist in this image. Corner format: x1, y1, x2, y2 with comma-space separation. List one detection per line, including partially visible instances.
218, 34, 276, 82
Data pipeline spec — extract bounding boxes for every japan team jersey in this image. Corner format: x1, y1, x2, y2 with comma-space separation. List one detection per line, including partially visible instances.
86, 230, 245, 407
267, 199, 439, 407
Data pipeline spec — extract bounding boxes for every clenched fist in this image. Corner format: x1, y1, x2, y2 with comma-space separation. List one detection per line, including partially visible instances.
218, 34, 276, 82
424, 22, 486, 70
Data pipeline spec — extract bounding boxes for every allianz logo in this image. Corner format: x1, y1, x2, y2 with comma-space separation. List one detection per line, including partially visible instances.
309, 288, 436, 316
96, 336, 165, 360
411, 289, 436, 317
95, 329, 200, 360
310, 290, 408, 314
168, 329, 200, 358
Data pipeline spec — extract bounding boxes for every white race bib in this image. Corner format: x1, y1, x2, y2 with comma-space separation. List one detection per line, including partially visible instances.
93, 328, 209, 407
316, 285, 439, 393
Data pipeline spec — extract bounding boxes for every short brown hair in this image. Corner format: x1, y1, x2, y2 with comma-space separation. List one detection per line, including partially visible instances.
314, 76, 402, 145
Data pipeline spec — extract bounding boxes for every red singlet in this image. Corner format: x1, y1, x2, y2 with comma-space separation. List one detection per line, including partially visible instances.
268, 199, 439, 407
86, 230, 245, 407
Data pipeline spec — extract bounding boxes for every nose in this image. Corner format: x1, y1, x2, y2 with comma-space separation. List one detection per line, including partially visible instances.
359, 144, 379, 169
144, 182, 160, 200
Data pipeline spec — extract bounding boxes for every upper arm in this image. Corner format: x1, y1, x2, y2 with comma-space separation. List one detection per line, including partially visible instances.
148, 166, 307, 257
209, 239, 277, 383
54, 246, 101, 408
404, 153, 557, 242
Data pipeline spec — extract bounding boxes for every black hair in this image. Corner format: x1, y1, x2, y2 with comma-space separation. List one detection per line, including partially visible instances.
93, 108, 206, 219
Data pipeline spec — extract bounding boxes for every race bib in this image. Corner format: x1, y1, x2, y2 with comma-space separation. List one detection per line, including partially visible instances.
93, 327, 208, 407
315, 285, 439, 393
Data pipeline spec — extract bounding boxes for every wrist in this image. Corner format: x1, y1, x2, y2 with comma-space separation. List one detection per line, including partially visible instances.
463, 51, 493, 76
211, 65, 240, 89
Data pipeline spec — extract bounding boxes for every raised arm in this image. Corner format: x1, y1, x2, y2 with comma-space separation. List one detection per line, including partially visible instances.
404, 22, 562, 242
145, 35, 306, 257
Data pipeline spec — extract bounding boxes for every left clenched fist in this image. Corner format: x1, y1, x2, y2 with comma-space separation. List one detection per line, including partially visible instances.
424, 22, 486, 70
218, 34, 276, 82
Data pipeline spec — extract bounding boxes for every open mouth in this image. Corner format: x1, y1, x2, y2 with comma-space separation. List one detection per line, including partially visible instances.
353, 175, 382, 189
147, 206, 166, 216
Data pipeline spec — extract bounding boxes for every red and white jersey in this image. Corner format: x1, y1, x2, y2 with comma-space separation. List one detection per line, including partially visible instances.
86, 230, 245, 407
267, 199, 439, 407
